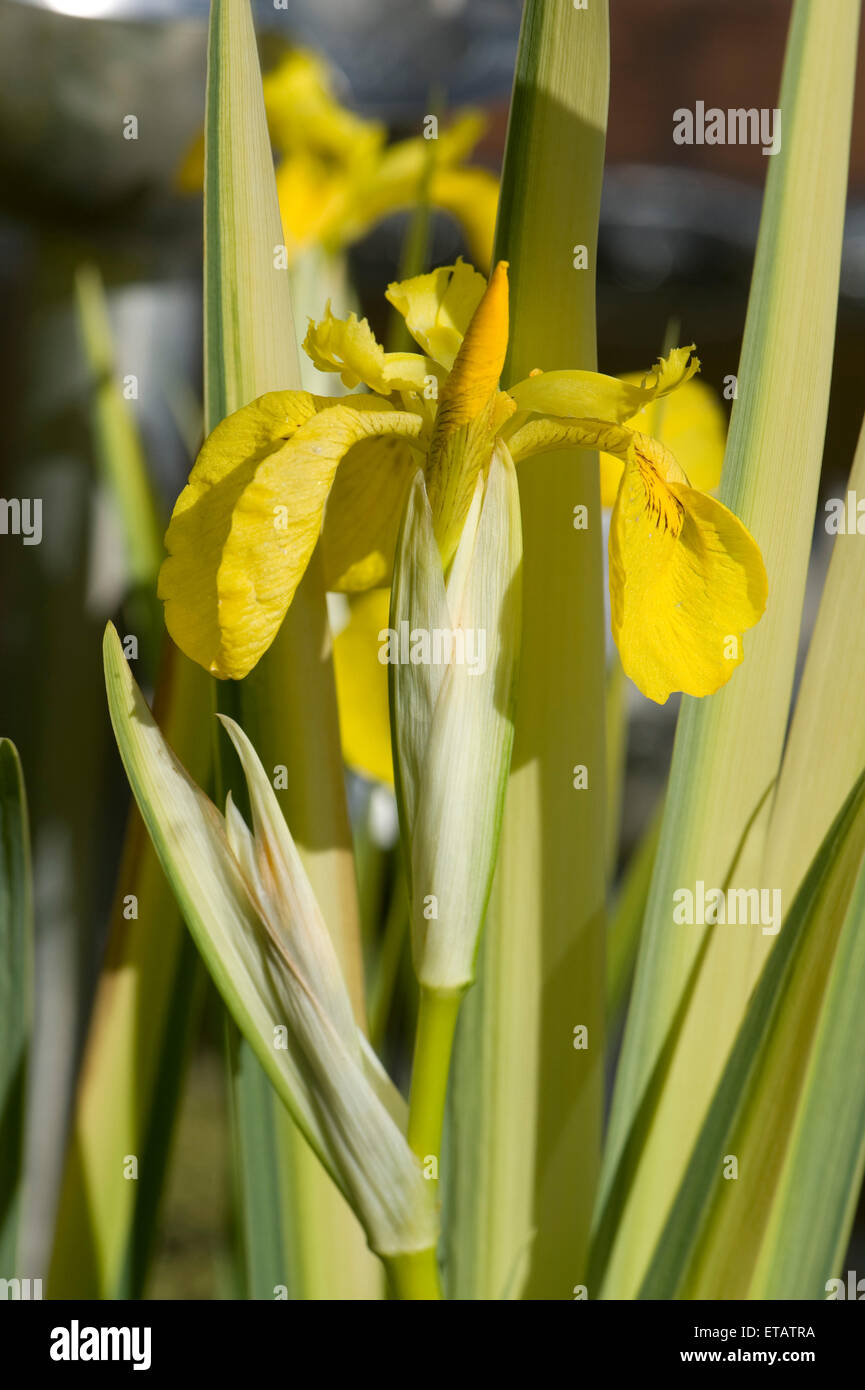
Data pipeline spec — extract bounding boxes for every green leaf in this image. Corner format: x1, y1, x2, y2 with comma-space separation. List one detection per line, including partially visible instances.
0, 741, 32, 1273
74, 264, 165, 679
203, 0, 376, 1297
731, 408, 865, 1299
748, 857, 865, 1297
765, 409, 865, 902
606, 799, 662, 1028
203, 0, 300, 424
605, 653, 628, 878
53, 282, 211, 1297
599, 0, 861, 1297
446, 0, 610, 1301
632, 765, 865, 1298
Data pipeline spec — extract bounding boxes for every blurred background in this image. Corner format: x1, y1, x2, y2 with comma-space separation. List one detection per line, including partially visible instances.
1, 0, 863, 1296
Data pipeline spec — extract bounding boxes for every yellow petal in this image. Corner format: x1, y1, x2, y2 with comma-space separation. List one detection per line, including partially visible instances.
508, 345, 699, 423
337, 110, 488, 246
321, 433, 420, 592
333, 589, 394, 786
428, 166, 500, 273
507, 415, 634, 464
609, 434, 767, 704
599, 375, 726, 507
176, 130, 204, 193
159, 392, 423, 680
303, 304, 437, 395
262, 50, 384, 167
385, 260, 487, 370
641, 345, 701, 397
275, 154, 352, 262
430, 109, 488, 165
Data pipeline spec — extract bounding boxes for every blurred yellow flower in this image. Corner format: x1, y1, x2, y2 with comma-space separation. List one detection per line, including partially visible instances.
179, 50, 499, 270
333, 590, 394, 786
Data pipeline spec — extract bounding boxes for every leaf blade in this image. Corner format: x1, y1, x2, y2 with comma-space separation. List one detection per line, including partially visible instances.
599, 0, 861, 1297
0, 740, 32, 1273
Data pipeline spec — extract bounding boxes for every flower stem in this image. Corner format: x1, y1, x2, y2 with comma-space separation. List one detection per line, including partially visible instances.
385, 1248, 442, 1301
407, 987, 462, 1170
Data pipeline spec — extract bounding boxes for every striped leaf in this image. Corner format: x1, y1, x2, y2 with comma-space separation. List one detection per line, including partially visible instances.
203, 0, 377, 1298
634, 766, 865, 1298
446, 0, 610, 1300
0, 741, 32, 1274
598, 0, 860, 1297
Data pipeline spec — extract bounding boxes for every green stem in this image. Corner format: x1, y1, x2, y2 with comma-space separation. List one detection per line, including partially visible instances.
407, 987, 462, 1169
385, 87, 441, 355
390, 988, 450, 1304
385, 1248, 442, 1301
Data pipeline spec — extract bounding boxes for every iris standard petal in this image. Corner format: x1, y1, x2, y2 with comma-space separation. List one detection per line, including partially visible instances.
385, 260, 487, 370
303, 304, 437, 395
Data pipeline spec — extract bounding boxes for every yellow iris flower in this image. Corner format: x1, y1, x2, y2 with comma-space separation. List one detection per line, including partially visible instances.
158, 259, 767, 711
337, 360, 730, 784
179, 50, 499, 270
